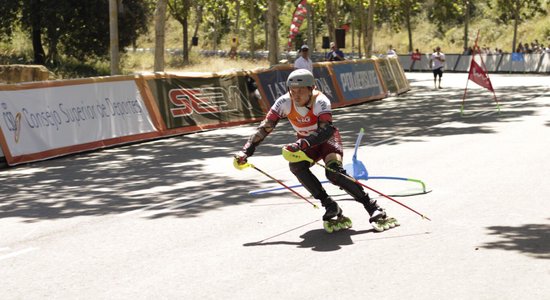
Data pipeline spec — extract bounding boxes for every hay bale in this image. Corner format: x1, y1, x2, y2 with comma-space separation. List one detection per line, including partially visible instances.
0, 64, 51, 84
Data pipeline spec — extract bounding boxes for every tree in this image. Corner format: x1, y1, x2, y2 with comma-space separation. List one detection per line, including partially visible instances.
0, 1, 151, 64
365, 0, 375, 56
154, 0, 168, 72
492, 0, 547, 52
242, 0, 266, 57
0, 0, 19, 40
109, 0, 120, 75
325, 0, 336, 42
377, 0, 422, 53
168, 0, 192, 64
267, 0, 279, 65
425, 0, 476, 50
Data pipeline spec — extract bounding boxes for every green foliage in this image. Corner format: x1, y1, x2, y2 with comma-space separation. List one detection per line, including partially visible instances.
0, 0, 20, 40
492, 0, 547, 24
0, 0, 151, 62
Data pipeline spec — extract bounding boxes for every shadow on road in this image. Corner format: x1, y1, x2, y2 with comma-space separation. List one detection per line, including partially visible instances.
482, 219, 550, 259
1, 82, 549, 222
243, 228, 374, 252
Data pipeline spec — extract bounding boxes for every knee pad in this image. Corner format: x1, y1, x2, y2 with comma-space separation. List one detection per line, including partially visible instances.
289, 161, 310, 175
325, 160, 347, 184
289, 161, 328, 201
325, 160, 369, 204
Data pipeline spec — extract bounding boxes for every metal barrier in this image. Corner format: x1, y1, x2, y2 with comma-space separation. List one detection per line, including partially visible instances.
398, 53, 550, 73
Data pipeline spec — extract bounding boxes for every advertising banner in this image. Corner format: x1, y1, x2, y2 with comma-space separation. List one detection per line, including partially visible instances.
388, 57, 411, 93
375, 59, 399, 94
254, 65, 339, 107
331, 60, 385, 103
0, 79, 159, 165
146, 73, 265, 132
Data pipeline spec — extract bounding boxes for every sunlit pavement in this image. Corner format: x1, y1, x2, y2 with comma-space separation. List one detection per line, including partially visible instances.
1, 72, 549, 299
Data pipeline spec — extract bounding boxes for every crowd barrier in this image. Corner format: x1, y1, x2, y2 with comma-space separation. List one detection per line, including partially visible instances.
400, 52, 550, 73
0, 57, 409, 166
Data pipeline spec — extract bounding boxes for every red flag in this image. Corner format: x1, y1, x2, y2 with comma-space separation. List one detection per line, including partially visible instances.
287, 0, 308, 49
468, 59, 494, 92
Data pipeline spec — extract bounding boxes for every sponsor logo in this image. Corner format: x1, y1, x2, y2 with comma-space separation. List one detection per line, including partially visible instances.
168, 86, 247, 118
0, 96, 146, 145
340, 70, 379, 92
1, 103, 22, 143
295, 115, 311, 124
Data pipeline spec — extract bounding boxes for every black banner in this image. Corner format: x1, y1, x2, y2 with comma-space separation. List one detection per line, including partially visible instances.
146, 74, 264, 129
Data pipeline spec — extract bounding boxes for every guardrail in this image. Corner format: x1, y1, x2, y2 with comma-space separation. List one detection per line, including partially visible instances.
397, 52, 550, 73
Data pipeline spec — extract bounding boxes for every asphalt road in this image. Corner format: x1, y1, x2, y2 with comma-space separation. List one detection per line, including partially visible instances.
1, 72, 549, 299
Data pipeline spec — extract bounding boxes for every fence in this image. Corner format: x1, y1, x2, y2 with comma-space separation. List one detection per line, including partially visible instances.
398, 52, 550, 73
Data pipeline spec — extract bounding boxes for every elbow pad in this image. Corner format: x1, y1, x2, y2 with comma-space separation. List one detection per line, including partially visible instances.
303, 123, 335, 147
242, 118, 278, 156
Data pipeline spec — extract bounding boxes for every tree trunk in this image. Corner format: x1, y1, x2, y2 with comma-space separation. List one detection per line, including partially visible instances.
154, 0, 167, 72
326, 0, 336, 42
464, 0, 470, 50
30, 0, 45, 65
359, 0, 365, 58
406, 6, 413, 53
512, 0, 519, 52
267, 0, 279, 65
365, 0, 375, 57
310, 4, 316, 50
306, 2, 313, 48
249, 0, 255, 58
182, 17, 189, 64
109, 0, 120, 75
235, 0, 241, 36
189, 4, 203, 52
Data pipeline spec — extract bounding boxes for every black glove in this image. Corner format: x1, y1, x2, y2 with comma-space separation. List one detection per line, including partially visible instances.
283, 139, 309, 153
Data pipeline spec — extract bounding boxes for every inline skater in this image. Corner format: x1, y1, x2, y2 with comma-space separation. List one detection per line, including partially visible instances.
233, 69, 397, 232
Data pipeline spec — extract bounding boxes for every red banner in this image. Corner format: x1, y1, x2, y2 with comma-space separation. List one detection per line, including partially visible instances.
287, 0, 308, 49
468, 59, 494, 92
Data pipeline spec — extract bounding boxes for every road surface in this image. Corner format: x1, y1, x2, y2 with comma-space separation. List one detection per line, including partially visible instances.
1, 72, 549, 299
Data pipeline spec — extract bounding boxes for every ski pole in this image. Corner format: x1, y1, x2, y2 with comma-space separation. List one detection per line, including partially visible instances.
282, 148, 430, 220
234, 159, 319, 209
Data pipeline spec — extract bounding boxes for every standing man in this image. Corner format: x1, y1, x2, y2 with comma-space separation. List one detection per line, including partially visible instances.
326, 42, 345, 61
430, 46, 445, 89
294, 45, 313, 72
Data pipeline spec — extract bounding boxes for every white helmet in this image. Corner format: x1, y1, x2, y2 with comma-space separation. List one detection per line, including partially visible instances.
286, 69, 315, 88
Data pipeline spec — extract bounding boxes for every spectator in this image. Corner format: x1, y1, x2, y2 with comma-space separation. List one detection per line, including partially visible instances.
294, 44, 313, 72
411, 48, 421, 61
386, 45, 397, 56
229, 37, 239, 59
430, 46, 445, 89
524, 43, 532, 53
326, 42, 345, 61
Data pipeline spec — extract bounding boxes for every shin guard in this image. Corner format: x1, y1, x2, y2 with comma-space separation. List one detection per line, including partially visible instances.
289, 161, 332, 206
325, 160, 377, 210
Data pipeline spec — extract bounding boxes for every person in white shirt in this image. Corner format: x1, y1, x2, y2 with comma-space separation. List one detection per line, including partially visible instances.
430, 46, 446, 89
234, 69, 397, 233
294, 44, 313, 72
386, 45, 397, 56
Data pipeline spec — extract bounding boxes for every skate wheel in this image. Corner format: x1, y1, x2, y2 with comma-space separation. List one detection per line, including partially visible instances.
391, 218, 400, 227
372, 223, 384, 232
324, 221, 334, 233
